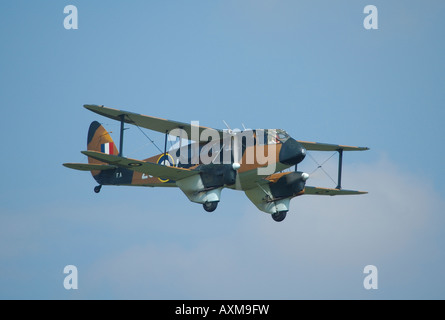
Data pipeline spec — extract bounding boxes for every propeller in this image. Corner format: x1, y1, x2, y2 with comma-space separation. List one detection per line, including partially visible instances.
223, 120, 243, 189
282, 171, 309, 195
231, 131, 242, 189
285, 170, 310, 184
293, 165, 310, 182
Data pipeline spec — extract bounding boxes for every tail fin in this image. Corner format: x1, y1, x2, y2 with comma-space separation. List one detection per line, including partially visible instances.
87, 121, 119, 169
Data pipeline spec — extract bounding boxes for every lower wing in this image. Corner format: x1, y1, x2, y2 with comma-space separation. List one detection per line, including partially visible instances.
81, 151, 199, 181
304, 186, 368, 196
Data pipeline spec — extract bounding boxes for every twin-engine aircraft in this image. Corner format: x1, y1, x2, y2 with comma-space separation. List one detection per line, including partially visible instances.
64, 105, 369, 222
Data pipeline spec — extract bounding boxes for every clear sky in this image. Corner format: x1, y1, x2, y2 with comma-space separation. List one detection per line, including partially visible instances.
0, 0, 444, 299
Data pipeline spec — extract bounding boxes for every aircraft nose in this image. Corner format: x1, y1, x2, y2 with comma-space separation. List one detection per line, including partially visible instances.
279, 138, 306, 165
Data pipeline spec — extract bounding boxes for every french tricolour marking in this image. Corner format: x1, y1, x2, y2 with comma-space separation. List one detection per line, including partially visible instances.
101, 143, 114, 155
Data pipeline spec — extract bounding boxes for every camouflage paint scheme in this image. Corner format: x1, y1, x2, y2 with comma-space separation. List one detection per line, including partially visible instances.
64, 105, 368, 221
86, 120, 289, 190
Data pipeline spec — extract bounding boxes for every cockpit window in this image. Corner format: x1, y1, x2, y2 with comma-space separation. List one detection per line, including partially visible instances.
255, 129, 289, 145
276, 129, 290, 142
255, 129, 268, 145
267, 130, 277, 145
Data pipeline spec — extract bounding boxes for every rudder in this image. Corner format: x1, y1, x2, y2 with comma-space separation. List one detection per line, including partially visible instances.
87, 121, 118, 176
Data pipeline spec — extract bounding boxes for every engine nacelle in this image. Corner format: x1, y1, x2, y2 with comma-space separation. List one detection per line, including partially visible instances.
199, 164, 237, 188
269, 171, 307, 200
244, 185, 291, 214
176, 174, 222, 204
244, 172, 307, 215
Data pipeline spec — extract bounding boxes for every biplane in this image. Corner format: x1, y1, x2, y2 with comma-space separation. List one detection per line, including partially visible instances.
64, 105, 369, 222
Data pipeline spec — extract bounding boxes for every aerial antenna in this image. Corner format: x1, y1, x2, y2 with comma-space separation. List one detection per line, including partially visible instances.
242, 123, 247, 131
222, 120, 231, 132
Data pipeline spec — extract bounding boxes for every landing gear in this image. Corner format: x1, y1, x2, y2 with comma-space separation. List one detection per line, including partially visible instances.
203, 201, 218, 212
272, 211, 287, 222
94, 185, 102, 194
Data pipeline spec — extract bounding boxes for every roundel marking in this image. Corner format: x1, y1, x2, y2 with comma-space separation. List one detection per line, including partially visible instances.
156, 153, 175, 183
128, 162, 143, 167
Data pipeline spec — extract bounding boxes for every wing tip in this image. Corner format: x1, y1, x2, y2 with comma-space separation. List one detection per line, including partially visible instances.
304, 186, 369, 196
62, 162, 87, 171
84, 104, 104, 110
340, 146, 370, 151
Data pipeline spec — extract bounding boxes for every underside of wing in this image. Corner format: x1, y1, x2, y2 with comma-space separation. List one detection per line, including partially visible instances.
81, 151, 199, 181
63, 163, 117, 171
297, 141, 369, 152
84, 104, 223, 141
304, 186, 368, 196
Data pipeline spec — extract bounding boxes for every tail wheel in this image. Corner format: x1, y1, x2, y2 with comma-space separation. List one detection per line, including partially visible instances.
203, 201, 218, 212
94, 185, 102, 194
272, 211, 287, 222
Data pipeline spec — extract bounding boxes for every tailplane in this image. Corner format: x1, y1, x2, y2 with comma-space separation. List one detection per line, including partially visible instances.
63, 121, 118, 181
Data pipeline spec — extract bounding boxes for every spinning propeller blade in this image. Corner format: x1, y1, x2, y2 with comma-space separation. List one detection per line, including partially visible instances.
232, 133, 242, 189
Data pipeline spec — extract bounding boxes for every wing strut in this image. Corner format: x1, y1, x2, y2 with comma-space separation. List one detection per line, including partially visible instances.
336, 149, 343, 190
163, 130, 169, 165
119, 114, 125, 157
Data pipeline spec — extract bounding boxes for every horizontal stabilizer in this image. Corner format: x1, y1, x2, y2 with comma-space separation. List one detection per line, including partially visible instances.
63, 163, 117, 171
304, 186, 368, 196
297, 141, 369, 152
81, 151, 199, 181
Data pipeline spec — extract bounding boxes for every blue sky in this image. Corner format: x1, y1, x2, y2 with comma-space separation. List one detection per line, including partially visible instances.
0, 0, 444, 299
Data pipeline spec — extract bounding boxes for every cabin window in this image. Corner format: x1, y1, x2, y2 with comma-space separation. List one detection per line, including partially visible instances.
255, 130, 268, 145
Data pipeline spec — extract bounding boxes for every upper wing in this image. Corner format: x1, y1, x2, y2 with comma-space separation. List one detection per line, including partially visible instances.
63, 163, 116, 171
297, 141, 369, 152
304, 186, 368, 196
81, 151, 199, 181
84, 104, 223, 141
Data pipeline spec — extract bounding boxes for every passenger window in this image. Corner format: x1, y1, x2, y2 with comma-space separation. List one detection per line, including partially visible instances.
256, 130, 268, 146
